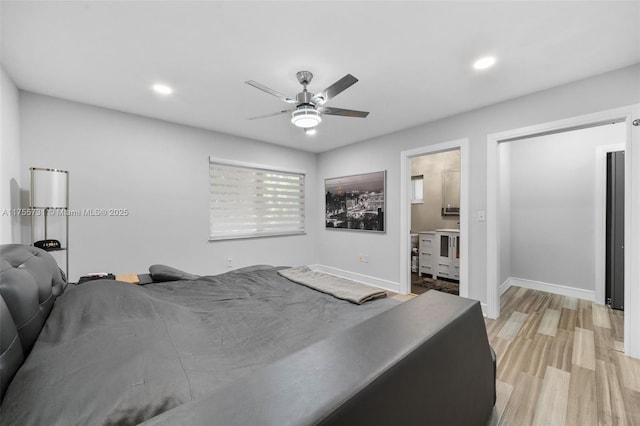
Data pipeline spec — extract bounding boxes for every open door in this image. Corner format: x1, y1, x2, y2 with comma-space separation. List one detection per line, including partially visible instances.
606, 151, 625, 310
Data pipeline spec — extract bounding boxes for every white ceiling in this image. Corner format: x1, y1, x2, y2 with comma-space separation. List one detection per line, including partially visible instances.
2, 1, 639, 153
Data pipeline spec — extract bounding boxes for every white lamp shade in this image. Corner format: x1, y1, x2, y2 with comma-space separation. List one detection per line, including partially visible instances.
291, 108, 322, 128
30, 168, 68, 208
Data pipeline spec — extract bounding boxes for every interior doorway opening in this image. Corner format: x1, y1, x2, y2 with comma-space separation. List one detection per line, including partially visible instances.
496, 123, 625, 305
409, 149, 461, 296
399, 138, 469, 298
486, 104, 640, 358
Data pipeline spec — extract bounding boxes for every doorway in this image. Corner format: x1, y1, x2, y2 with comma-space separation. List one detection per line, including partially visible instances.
409, 150, 461, 296
496, 123, 625, 303
486, 104, 640, 358
399, 138, 469, 298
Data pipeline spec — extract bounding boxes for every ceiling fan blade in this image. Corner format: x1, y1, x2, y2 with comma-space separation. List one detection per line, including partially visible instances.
319, 106, 369, 118
245, 80, 296, 104
247, 110, 293, 120
312, 74, 358, 105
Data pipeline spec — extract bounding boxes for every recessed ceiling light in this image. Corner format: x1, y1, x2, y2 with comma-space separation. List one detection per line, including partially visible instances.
473, 56, 496, 70
152, 83, 173, 95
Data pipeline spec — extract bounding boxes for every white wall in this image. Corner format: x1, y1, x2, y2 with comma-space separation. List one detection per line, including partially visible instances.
0, 65, 22, 244
317, 63, 640, 303
19, 92, 319, 281
507, 123, 625, 292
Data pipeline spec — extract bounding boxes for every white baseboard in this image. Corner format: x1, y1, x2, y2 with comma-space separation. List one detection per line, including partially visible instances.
507, 277, 595, 301
499, 278, 512, 296
308, 264, 400, 293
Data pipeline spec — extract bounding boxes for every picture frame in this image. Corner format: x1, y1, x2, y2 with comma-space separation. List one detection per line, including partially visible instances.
325, 170, 386, 232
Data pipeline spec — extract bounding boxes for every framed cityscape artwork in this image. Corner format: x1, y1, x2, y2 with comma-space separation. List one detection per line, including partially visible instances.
324, 170, 385, 232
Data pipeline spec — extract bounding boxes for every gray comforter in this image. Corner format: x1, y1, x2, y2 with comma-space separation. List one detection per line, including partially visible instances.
0, 266, 398, 426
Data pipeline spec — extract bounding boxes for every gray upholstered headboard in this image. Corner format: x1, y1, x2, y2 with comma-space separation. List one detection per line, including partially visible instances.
0, 244, 66, 400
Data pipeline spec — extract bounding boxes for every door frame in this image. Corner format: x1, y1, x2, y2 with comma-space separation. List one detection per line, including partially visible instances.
487, 103, 640, 358
399, 138, 469, 297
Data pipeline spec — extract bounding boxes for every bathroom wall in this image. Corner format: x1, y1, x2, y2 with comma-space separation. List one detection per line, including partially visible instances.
410, 149, 460, 233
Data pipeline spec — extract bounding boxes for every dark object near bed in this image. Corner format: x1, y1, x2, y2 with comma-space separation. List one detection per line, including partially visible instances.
148, 263, 199, 282
0, 244, 65, 399
137, 273, 154, 285
33, 239, 61, 251
0, 244, 495, 425
78, 272, 116, 284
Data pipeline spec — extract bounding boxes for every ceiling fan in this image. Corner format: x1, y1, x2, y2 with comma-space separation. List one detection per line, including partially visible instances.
245, 71, 369, 134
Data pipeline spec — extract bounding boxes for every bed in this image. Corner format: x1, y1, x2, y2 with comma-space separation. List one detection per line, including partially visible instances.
0, 244, 496, 425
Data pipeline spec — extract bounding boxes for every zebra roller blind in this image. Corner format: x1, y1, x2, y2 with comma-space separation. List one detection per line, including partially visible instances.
209, 158, 305, 240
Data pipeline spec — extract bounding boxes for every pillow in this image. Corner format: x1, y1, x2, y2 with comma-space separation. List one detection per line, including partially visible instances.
149, 264, 200, 282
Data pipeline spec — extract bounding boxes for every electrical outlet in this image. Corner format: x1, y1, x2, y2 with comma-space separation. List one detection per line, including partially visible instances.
226, 257, 233, 268
358, 254, 364, 262
364, 255, 370, 263
477, 211, 486, 222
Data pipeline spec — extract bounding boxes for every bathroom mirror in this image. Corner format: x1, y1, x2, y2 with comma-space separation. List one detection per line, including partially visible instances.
441, 169, 460, 216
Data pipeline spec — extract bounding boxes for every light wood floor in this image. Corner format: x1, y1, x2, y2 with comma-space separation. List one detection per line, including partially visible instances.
485, 286, 640, 426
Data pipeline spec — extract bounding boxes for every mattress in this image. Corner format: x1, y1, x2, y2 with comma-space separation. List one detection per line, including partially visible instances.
0, 265, 398, 425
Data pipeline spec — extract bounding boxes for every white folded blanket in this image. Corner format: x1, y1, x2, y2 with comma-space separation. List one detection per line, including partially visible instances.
278, 266, 387, 304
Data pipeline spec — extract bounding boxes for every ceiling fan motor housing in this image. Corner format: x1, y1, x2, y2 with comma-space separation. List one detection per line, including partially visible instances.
296, 90, 315, 105
293, 84, 321, 128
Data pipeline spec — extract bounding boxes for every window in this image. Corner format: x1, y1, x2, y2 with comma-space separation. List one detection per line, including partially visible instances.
411, 175, 424, 204
209, 158, 305, 240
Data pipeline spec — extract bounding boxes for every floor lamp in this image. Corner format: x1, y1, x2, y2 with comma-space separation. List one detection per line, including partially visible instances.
30, 167, 69, 279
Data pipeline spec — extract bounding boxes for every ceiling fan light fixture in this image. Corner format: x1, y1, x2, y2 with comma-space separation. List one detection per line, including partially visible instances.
291, 107, 322, 128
